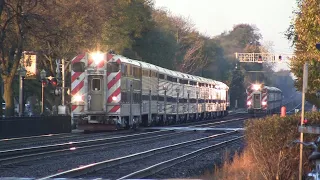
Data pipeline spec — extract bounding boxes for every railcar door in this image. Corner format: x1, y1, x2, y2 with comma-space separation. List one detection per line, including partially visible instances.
253, 93, 261, 109
88, 75, 104, 111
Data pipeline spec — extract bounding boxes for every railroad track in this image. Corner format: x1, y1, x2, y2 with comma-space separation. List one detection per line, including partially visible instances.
0, 116, 247, 167
0, 113, 249, 151
38, 131, 242, 179
118, 136, 242, 179
0, 129, 135, 151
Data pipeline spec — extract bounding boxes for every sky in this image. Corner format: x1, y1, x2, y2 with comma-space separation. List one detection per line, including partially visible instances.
154, 0, 297, 71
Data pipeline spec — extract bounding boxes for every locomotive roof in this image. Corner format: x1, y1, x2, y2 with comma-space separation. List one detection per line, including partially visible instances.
136, 60, 159, 71
107, 53, 229, 89
264, 86, 282, 92
180, 72, 198, 81
115, 55, 141, 66
157, 66, 174, 76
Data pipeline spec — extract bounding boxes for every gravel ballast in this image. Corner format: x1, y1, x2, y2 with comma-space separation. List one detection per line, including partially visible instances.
0, 131, 225, 178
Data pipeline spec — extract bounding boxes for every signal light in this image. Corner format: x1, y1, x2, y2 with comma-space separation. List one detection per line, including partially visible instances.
303, 118, 308, 125
50, 78, 58, 87
279, 55, 282, 61
42, 79, 48, 87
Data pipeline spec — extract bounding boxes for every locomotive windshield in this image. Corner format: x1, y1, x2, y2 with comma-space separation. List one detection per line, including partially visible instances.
72, 62, 85, 72
107, 62, 119, 72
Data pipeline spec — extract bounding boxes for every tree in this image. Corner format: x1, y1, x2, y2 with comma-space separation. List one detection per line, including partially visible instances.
229, 66, 245, 108
0, 0, 51, 116
286, 0, 320, 107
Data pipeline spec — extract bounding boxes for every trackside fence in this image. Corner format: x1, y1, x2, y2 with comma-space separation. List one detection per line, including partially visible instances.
0, 115, 71, 138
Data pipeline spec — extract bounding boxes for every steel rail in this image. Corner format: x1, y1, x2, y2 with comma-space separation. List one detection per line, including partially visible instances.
192, 118, 246, 127
0, 129, 175, 158
1, 114, 247, 149
1, 116, 247, 158
0, 130, 136, 149
117, 136, 243, 179
0, 131, 191, 166
37, 131, 239, 179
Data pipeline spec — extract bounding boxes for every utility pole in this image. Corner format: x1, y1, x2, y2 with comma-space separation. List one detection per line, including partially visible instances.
299, 62, 308, 180
62, 59, 65, 106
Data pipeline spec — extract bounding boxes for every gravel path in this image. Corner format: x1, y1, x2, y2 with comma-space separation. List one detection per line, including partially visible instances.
0, 131, 220, 178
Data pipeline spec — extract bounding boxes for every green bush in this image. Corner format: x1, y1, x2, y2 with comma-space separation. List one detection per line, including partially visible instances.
245, 112, 320, 180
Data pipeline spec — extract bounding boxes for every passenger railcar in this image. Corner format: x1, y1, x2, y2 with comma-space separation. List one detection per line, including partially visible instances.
246, 84, 282, 115
71, 52, 230, 131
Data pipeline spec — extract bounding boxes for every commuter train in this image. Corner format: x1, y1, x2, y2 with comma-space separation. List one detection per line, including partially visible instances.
71, 52, 230, 131
246, 83, 282, 115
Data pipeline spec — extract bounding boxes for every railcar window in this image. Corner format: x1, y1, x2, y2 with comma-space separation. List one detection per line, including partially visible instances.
121, 64, 127, 76
142, 70, 149, 77
159, 74, 165, 79
158, 96, 164, 101
152, 95, 157, 101
126, 64, 132, 76
172, 78, 177, 82
121, 92, 128, 102
107, 62, 119, 72
92, 79, 101, 91
72, 62, 85, 72
142, 95, 149, 101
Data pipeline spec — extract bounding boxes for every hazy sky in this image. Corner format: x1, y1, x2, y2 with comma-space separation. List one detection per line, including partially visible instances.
154, 0, 297, 71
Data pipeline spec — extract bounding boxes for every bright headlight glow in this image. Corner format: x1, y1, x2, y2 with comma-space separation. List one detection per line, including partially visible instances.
252, 84, 261, 91
112, 96, 118, 101
262, 101, 267, 106
74, 95, 83, 102
247, 101, 251, 105
90, 51, 104, 65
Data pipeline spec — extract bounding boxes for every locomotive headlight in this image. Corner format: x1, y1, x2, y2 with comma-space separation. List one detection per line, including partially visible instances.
74, 95, 83, 102
262, 101, 267, 106
252, 84, 261, 91
112, 96, 118, 102
247, 101, 252, 105
90, 51, 104, 65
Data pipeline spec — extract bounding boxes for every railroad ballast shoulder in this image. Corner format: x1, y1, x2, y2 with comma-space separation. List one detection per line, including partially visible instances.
71, 52, 230, 131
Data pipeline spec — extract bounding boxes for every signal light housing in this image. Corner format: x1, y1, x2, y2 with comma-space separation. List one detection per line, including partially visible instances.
42, 79, 48, 87
303, 118, 308, 125
50, 78, 58, 87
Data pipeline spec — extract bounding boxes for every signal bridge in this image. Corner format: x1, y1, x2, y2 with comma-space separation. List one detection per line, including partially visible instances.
235, 53, 294, 63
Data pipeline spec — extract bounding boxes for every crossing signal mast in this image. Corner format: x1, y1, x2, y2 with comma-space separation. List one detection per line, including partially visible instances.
235, 53, 294, 63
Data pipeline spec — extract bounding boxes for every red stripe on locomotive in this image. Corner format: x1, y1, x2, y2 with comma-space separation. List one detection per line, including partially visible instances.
109, 105, 120, 113
71, 81, 84, 95
107, 88, 121, 103
107, 73, 121, 90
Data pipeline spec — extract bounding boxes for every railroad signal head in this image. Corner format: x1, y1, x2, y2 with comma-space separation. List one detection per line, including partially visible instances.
303, 118, 308, 125
50, 78, 58, 87
42, 79, 48, 87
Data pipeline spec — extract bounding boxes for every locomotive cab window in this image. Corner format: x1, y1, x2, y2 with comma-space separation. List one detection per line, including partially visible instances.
92, 79, 101, 91
72, 62, 85, 72
107, 62, 119, 72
